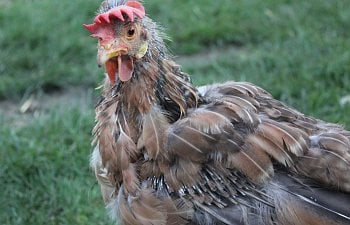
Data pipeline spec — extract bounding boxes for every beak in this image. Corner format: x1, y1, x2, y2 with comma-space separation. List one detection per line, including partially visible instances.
97, 45, 127, 66
97, 45, 134, 84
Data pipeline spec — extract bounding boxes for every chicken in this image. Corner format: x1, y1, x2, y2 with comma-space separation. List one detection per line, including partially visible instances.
84, 1, 350, 224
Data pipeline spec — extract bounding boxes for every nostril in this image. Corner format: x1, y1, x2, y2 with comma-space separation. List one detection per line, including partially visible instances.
91, 34, 104, 42
104, 43, 113, 50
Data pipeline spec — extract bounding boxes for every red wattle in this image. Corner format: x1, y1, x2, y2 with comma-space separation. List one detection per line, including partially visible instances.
105, 59, 117, 84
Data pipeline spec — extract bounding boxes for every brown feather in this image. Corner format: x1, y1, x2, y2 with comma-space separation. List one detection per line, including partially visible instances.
163, 158, 202, 189
116, 187, 140, 225
141, 108, 169, 160
122, 163, 140, 195
296, 146, 350, 192
172, 159, 202, 187
247, 134, 294, 167
167, 125, 211, 162
258, 119, 308, 157
140, 160, 162, 180
96, 101, 120, 173
208, 101, 260, 126
163, 167, 182, 190
116, 130, 138, 170
123, 63, 159, 113
221, 95, 259, 111
214, 81, 264, 97
131, 190, 167, 225
226, 147, 273, 183
164, 198, 193, 225
177, 107, 233, 134
317, 133, 350, 155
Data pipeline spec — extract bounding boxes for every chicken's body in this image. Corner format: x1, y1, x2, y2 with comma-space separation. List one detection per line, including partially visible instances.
85, 1, 350, 224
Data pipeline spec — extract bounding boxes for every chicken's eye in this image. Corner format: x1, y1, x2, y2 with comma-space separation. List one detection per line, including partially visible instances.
127, 27, 135, 37
124, 23, 137, 40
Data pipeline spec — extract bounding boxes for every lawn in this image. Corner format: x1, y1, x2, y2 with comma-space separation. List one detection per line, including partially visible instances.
1, 0, 350, 224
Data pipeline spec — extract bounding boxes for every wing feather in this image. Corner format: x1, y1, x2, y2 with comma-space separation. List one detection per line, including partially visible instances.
141, 108, 169, 159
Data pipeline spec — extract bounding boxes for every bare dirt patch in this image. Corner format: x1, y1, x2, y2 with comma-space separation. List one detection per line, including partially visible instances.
0, 87, 96, 128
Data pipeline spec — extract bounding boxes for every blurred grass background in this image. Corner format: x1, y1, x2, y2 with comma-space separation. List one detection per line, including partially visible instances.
1, 0, 350, 224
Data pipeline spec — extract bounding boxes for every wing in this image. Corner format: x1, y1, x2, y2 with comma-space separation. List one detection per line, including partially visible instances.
146, 81, 350, 224
198, 81, 350, 192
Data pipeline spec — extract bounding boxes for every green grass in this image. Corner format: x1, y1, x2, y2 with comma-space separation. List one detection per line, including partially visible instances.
0, 105, 110, 225
1, 0, 350, 224
0, 0, 101, 99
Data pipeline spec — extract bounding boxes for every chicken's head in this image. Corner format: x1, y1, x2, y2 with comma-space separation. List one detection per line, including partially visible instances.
83, 0, 148, 84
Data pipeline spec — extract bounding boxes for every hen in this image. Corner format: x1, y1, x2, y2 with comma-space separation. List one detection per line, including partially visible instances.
84, 1, 350, 224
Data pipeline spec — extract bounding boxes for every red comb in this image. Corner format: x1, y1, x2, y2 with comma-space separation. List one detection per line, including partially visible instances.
83, 1, 145, 34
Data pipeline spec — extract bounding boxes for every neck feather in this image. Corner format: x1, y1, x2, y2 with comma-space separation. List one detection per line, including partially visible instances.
100, 45, 200, 118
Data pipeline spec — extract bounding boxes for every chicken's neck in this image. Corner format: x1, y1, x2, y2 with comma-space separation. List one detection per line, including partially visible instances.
95, 52, 200, 142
